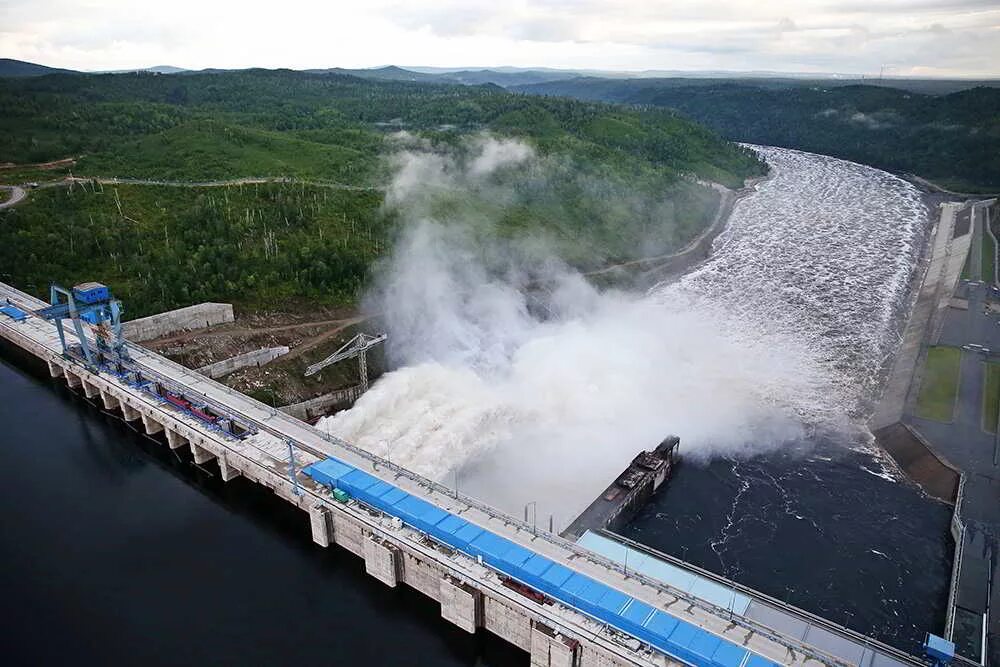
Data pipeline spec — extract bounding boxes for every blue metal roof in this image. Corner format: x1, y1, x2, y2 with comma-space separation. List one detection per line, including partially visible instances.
0, 305, 28, 322
303, 457, 778, 667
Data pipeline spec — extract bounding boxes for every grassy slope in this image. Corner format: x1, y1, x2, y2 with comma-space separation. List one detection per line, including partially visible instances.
916, 346, 963, 422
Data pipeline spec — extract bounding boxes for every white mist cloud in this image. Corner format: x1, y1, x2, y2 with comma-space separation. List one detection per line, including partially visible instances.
319, 137, 856, 526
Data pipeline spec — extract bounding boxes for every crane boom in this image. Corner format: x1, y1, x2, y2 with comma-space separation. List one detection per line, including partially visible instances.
304, 332, 386, 391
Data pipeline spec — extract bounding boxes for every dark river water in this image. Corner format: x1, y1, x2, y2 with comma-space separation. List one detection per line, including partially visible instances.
0, 348, 525, 667
624, 442, 953, 655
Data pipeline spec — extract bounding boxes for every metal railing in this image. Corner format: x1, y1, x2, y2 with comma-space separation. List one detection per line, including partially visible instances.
945, 473, 968, 641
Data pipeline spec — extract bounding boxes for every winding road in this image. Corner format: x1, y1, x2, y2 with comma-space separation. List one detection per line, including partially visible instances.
0, 185, 26, 210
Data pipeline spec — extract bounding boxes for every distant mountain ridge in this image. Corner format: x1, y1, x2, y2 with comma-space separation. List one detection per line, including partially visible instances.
0, 58, 78, 78
2, 57, 996, 95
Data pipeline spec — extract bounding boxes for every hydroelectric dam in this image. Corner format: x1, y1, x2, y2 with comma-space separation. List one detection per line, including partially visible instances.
0, 277, 949, 667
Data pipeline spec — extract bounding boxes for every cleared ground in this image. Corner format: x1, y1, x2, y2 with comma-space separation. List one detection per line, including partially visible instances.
916, 345, 963, 422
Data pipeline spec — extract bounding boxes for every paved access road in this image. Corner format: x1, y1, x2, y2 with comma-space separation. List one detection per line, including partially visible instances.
0, 185, 26, 210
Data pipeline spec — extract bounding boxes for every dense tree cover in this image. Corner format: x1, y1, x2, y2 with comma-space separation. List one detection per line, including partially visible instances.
0, 182, 385, 318
0, 70, 761, 186
516, 78, 1000, 192
0, 70, 764, 313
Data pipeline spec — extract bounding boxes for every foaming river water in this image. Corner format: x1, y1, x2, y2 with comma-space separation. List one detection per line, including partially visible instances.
323, 145, 952, 653
633, 147, 951, 653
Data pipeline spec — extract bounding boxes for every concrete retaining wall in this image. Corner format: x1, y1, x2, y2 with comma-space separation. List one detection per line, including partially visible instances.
198, 346, 289, 379
123, 303, 234, 342
280, 385, 363, 421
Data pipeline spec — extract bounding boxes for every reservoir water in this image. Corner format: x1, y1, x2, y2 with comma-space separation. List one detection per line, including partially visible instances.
0, 350, 523, 666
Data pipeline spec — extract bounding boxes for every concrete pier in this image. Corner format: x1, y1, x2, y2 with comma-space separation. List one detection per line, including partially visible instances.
141, 413, 164, 436
363, 534, 402, 587
440, 575, 482, 633
100, 390, 119, 411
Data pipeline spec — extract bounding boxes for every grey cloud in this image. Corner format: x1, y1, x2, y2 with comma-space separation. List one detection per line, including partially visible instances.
825, 0, 1000, 13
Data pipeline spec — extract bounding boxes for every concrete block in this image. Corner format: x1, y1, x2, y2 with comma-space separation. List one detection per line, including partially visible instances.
440, 576, 481, 633
485, 596, 532, 651
403, 554, 442, 601
47, 361, 63, 378
363, 535, 401, 587
82, 380, 100, 399
165, 429, 187, 450
279, 385, 363, 421
141, 413, 164, 436
531, 622, 578, 667
123, 302, 234, 342
308, 504, 332, 547
333, 511, 363, 556
197, 346, 289, 379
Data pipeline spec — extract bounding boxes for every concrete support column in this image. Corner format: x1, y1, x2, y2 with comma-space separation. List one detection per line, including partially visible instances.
363, 535, 401, 587
100, 391, 119, 411
121, 403, 140, 422
217, 453, 240, 482
440, 576, 481, 633
165, 429, 187, 450
530, 622, 579, 667
190, 442, 215, 464
308, 504, 332, 547
333, 512, 363, 556
485, 597, 532, 651
82, 381, 100, 399
63, 369, 82, 388
141, 413, 164, 436
47, 361, 63, 378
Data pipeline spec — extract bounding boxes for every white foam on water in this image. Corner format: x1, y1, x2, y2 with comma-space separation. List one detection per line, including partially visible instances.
319, 143, 928, 524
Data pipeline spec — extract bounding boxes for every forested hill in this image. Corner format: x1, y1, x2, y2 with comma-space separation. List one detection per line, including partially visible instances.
0, 69, 760, 185
0, 70, 764, 316
514, 77, 1000, 192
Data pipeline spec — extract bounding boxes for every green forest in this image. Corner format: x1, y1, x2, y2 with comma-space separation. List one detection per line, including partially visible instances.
515, 77, 1000, 193
0, 69, 764, 316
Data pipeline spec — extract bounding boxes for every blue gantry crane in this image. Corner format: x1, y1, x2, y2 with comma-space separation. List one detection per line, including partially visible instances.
34, 282, 125, 366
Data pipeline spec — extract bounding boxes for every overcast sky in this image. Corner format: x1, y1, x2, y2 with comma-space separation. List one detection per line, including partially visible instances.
2, 0, 998, 77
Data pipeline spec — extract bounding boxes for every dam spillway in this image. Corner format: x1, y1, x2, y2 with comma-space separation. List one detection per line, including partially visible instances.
0, 277, 932, 667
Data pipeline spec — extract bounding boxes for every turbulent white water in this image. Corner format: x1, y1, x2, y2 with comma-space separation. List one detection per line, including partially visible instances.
319, 144, 928, 527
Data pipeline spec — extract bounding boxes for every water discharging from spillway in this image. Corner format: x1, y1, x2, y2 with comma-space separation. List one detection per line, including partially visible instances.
320, 145, 929, 529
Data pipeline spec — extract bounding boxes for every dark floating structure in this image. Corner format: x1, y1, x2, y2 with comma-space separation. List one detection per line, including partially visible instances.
561, 436, 679, 541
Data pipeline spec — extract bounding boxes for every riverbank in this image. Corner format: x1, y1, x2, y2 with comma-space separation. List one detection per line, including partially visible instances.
585, 172, 771, 288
